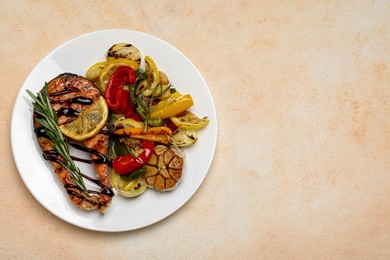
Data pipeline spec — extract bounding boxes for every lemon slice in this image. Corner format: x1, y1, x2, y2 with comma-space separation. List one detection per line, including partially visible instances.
143, 56, 160, 96
170, 111, 209, 130
59, 96, 109, 141
150, 92, 194, 119
98, 58, 140, 92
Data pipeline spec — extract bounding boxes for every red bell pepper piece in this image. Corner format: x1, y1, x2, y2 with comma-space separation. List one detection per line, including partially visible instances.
112, 141, 155, 175
104, 66, 136, 113
124, 105, 134, 118
125, 106, 142, 121
119, 89, 130, 114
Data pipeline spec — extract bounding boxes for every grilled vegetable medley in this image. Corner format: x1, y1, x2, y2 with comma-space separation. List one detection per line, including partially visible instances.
27, 42, 210, 213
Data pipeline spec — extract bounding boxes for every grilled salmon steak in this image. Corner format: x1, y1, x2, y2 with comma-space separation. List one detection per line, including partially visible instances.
33, 73, 113, 213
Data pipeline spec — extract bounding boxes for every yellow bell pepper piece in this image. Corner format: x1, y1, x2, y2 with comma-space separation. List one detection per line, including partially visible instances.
150, 92, 193, 119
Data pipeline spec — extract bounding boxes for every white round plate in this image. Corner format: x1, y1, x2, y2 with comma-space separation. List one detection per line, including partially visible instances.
11, 29, 217, 232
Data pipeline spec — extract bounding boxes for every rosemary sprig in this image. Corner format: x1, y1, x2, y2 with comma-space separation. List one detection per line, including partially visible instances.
130, 80, 169, 131
27, 83, 88, 193
142, 83, 172, 132
144, 84, 164, 132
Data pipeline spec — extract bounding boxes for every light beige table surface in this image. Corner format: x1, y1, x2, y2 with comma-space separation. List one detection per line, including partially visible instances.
1, 1, 389, 259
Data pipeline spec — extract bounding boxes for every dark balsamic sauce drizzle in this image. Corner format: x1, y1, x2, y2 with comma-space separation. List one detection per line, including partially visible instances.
64, 183, 99, 205
50, 97, 93, 105
49, 81, 92, 105
49, 82, 91, 118
81, 173, 114, 197
57, 107, 79, 117
40, 144, 113, 198
34, 127, 47, 138
70, 156, 92, 164
43, 150, 64, 164
69, 142, 108, 164
49, 86, 80, 96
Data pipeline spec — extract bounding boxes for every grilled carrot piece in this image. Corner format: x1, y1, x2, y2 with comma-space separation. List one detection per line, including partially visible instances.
114, 126, 172, 136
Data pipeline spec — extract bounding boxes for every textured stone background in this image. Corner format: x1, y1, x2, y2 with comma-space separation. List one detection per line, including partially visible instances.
1, 1, 389, 258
